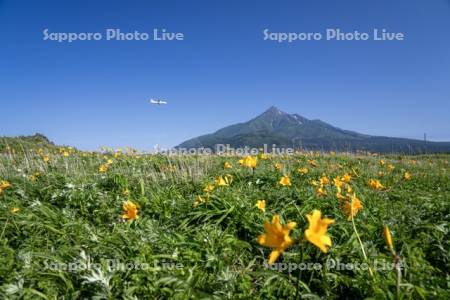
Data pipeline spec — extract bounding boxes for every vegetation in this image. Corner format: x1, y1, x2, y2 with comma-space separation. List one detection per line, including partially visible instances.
0, 142, 449, 299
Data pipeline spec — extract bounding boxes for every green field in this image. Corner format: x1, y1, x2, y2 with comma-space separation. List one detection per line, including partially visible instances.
0, 145, 449, 299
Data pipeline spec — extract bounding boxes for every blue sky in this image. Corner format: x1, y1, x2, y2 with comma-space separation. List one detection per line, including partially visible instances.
1, 0, 449, 150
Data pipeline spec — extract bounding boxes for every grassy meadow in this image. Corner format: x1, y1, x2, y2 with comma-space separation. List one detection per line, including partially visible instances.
0, 145, 449, 299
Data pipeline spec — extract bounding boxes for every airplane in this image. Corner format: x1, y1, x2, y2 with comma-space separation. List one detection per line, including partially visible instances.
150, 98, 167, 105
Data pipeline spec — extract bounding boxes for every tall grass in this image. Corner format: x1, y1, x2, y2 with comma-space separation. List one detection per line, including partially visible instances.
0, 147, 448, 299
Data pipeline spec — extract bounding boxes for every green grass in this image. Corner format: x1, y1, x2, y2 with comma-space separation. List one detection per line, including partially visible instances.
0, 147, 449, 299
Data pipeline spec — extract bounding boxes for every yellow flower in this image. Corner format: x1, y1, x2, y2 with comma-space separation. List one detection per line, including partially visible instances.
279, 175, 291, 186
215, 175, 232, 186
106, 159, 114, 165
333, 177, 344, 188
346, 185, 353, 193
10, 207, 20, 213
404, 172, 412, 181
383, 225, 394, 251
257, 215, 297, 264
259, 153, 269, 160
387, 164, 395, 172
255, 200, 266, 212
343, 194, 363, 221
193, 195, 206, 207
304, 210, 335, 253
0, 180, 12, 190
379, 160, 385, 166
99, 164, 109, 173
336, 191, 347, 201
319, 176, 330, 186
62, 151, 70, 157
204, 184, 215, 193
297, 167, 309, 174
122, 189, 130, 196
316, 186, 327, 197
223, 162, 232, 169
29, 172, 41, 182
368, 179, 384, 190
308, 160, 318, 167
239, 156, 258, 169
122, 200, 139, 222
274, 163, 283, 171
341, 173, 352, 183
43, 155, 50, 163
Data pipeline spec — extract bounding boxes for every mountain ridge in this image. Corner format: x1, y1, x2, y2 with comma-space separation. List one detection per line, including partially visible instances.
176, 106, 450, 153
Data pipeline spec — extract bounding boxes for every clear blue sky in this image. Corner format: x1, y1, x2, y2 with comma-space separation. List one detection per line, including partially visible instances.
1, 0, 449, 150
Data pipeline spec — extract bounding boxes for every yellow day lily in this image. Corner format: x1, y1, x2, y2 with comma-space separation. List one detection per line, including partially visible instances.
279, 175, 292, 186
297, 167, 309, 174
215, 174, 232, 186
304, 210, 335, 253
341, 173, 352, 183
319, 176, 330, 186
274, 163, 283, 171
223, 162, 232, 169
204, 184, 215, 193
193, 195, 206, 208
383, 225, 394, 252
43, 155, 50, 163
379, 160, 385, 166
343, 194, 363, 221
368, 179, 384, 190
257, 215, 297, 264
259, 153, 269, 160
346, 185, 353, 193
29, 172, 41, 182
316, 186, 327, 197
0, 180, 12, 194
0, 180, 12, 190
308, 160, 318, 167
255, 200, 266, 212
336, 191, 347, 201
10, 207, 20, 213
98, 164, 109, 173
239, 156, 258, 169
333, 177, 343, 188
387, 164, 395, 172
122, 200, 139, 222
404, 172, 412, 181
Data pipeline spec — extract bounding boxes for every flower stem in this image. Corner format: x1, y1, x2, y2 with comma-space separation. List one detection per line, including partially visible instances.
295, 241, 304, 299
351, 216, 374, 277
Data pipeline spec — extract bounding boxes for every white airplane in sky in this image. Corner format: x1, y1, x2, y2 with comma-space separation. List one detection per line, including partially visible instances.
150, 98, 167, 105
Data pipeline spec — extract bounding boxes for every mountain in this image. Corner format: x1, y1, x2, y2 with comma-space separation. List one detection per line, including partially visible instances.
0, 133, 56, 152
176, 106, 450, 153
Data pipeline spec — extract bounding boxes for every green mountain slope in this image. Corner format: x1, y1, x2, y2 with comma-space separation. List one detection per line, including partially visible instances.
177, 107, 450, 153
0, 133, 56, 152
